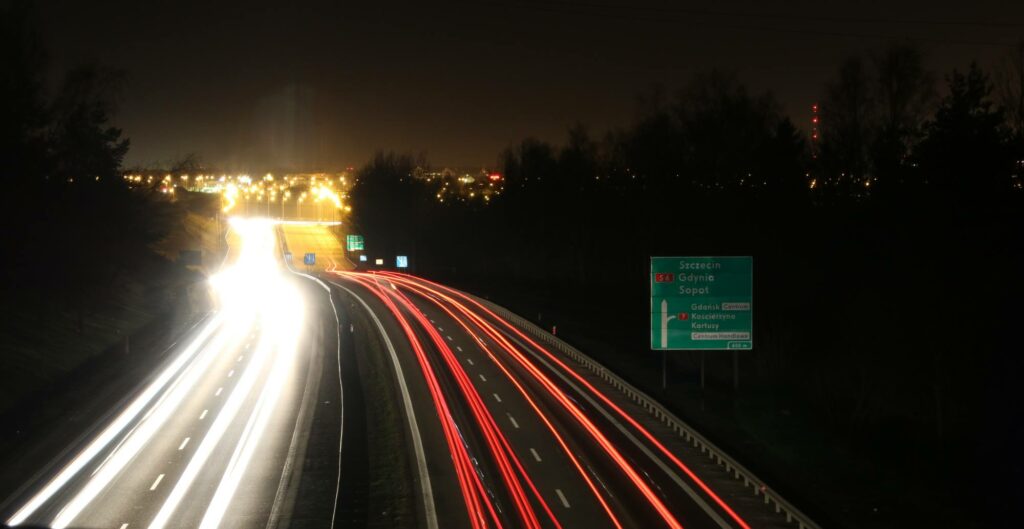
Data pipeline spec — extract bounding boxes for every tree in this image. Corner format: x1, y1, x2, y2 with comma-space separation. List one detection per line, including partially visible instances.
48, 66, 130, 183
0, 0, 48, 182
674, 70, 801, 192
996, 39, 1024, 137
818, 55, 875, 194
870, 43, 934, 188
916, 63, 1011, 194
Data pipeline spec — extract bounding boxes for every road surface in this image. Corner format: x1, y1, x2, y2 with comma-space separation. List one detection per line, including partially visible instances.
327, 271, 790, 529
4, 219, 800, 529
2, 218, 342, 529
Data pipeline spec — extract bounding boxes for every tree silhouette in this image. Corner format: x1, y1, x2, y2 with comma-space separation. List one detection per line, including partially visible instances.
916, 63, 1012, 195
870, 43, 934, 190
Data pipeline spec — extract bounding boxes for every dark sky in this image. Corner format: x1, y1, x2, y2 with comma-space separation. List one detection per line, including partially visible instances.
37, 0, 1024, 170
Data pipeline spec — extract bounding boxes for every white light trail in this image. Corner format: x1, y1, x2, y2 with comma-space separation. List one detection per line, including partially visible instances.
5, 315, 224, 527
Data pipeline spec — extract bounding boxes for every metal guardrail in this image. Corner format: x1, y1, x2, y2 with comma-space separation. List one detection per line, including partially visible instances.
479, 299, 822, 529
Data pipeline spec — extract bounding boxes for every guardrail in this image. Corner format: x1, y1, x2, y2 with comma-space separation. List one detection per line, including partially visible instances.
479, 298, 822, 529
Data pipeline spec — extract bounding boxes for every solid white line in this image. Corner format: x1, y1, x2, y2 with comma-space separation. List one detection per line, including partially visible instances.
331, 281, 438, 529
178, 437, 190, 451
466, 358, 474, 365
456, 346, 463, 352
508, 414, 519, 429
284, 265, 344, 529
228, 369, 235, 378
555, 488, 570, 508
215, 387, 223, 396
199, 409, 208, 420
530, 448, 542, 462
493, 393, 502, 403
478, 374, 487, 382
150, 474, 165, 491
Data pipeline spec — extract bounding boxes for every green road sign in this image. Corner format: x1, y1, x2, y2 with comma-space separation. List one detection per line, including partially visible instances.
346, 234, 365, 251
650, 256, 752, 351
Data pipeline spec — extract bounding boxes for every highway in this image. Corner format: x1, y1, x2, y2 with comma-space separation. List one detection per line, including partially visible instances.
326, 270, 785, 529
3, 221, 796, 529
2, 219, 342, 529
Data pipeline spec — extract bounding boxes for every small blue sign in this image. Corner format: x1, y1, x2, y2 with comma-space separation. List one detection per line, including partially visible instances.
396, 255, 409, 268
303, 253, 316, 265
359, 255, 367, 262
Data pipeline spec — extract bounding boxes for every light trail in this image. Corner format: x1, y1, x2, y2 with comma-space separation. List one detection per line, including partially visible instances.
365, 273, 625, 529
348, 274, 501, 529
151, 218, 304, 529
5, 315, 224, 527
373, 272, 704, 529
369, 275, 557, 529
8, 217, 308, 529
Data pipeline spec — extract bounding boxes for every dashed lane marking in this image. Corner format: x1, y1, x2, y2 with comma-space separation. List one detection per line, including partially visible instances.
215, 387, 223, 396
508, 414, 519, 429
466, 358, 474, 365
178, 437, 190, 451
530, 448, 542, 462
493, 393, 502, 403
555, 488, 570, 508
478, 374, 487, 382
200, 409, 208, 420
150, 474, 165, 491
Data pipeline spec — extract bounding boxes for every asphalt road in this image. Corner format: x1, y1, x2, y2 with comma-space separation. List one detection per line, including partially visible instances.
327, 271, 786, 529
2, 219, 343, 529
4, 220, 795, 529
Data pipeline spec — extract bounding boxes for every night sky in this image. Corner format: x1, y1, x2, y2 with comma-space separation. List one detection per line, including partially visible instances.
37, 0, 1024, 169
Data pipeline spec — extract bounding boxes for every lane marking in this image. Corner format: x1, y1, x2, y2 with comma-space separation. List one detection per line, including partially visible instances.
555, 488, 570, 508
446, 335, 453, 341
466, 358, 474, 366
478, 374, 487, 382
178, 437, 190, 451
493, 393, 502, 403
120, 524, 128, 529
150, 474, 165, 491
215, 387, 223, 396
508, 414, 519, 429
437, 326, 444, 332
503, 329, 732, 528
456, 346, 463, 352
530, 448, 542, 462
199, 409, 208, 420
237, 355, 243, 362
227, 369, 235, 378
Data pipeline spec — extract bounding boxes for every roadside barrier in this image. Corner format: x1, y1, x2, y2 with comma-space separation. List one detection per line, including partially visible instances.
479, 298, 822, 529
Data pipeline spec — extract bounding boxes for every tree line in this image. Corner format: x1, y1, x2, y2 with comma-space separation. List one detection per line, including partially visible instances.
1, 1, 175, 329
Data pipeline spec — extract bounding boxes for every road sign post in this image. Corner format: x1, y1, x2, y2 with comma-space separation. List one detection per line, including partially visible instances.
650, 256, 752, 389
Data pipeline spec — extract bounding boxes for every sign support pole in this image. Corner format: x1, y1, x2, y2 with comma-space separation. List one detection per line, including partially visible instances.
733, 350, 739, 391
661, 351, 667, 390
700, 351, 705, 389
